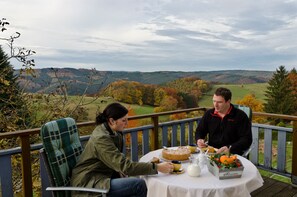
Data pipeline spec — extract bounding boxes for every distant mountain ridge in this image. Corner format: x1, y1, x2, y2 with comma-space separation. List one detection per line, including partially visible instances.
16, 68, 273, 95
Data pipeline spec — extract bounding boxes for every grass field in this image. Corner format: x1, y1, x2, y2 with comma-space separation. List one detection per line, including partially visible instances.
198, 83, 268, 108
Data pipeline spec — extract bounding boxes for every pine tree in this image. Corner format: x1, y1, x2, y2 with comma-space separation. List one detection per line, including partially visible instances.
264, 65, 295, 116
0, 45, 29, 132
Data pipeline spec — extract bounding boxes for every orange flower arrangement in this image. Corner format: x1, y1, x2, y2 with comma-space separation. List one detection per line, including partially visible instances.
209, 153, 242, 169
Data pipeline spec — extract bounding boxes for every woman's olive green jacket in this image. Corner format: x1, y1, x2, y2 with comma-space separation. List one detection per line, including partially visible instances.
70, 124, 157, 196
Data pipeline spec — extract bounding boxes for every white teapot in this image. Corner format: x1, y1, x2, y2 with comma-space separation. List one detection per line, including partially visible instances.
187, 157, 201, 177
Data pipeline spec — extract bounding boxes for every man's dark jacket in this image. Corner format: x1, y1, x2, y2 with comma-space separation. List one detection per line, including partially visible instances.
195, 104, 252, 155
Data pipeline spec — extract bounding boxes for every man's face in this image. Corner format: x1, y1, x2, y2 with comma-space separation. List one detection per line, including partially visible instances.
212, 94, 230, 114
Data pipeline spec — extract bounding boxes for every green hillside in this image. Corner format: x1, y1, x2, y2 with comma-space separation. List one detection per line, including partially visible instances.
198, 83, 268, 108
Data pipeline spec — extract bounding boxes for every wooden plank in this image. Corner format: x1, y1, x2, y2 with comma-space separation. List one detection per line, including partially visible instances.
21, 135, 33, 197
39, 150, 52, 197
251, 126, 259, 164
253, 179, 287, 196
277, 130, 287, 172
122, 133, 127, 155
264, 128, 272, 168
251, 176, 275, 196
275, 185, 297, 197
131, 131, 138, 161
252, 176, 297, 197
188, 121, 194, 145
292, 120, 297, 186
142, 129, 150, 155
162, 126, 168, 147
180, 123, 185, 146
171, 125, 178, 146
0, 154, 13, 197
151, 116, 159, 150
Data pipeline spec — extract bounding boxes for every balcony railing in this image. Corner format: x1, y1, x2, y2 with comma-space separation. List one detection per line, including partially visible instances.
0, 107, 297, 197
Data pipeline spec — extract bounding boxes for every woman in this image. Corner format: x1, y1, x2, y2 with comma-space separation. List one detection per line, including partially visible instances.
71, 103, 173, 197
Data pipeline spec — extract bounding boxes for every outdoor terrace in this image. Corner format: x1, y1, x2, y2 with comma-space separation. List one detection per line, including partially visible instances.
0, 107, 297, 197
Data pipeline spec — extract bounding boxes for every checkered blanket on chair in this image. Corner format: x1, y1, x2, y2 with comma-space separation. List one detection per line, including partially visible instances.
41, 117, 83, 187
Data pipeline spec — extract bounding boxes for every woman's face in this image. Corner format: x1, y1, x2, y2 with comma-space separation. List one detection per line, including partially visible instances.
109, 114, 128, 131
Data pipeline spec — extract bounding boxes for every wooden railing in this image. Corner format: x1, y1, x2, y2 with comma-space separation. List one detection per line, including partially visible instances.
0, 108, 297, 197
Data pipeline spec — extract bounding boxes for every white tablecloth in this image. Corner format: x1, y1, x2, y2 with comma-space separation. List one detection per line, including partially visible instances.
139, 149, 263, 197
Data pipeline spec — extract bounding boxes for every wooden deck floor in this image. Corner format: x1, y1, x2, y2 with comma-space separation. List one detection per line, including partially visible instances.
251, 176, 297, 197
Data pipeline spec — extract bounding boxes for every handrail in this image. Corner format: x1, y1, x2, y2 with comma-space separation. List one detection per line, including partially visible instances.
253, 112, 297, 121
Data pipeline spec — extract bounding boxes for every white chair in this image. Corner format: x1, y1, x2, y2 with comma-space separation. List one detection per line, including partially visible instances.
234, 104, 253, 158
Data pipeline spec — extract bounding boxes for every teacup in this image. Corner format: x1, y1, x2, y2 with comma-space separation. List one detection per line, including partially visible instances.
187, 144, 197, 153
171, 160, 182, 171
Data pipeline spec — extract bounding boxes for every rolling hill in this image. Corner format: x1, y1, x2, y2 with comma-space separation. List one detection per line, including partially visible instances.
15, 68, 273, 95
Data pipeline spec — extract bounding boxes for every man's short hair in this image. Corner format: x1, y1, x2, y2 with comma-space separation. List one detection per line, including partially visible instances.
214, 87, 232, 101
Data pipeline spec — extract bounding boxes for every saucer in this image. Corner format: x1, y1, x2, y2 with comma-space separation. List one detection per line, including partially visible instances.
170, 168, 185, 174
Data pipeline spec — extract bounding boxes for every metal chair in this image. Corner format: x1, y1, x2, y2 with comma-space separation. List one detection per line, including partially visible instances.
40, 117, 108, 197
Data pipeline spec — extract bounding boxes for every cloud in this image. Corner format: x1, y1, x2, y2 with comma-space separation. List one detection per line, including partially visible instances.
1, 0, 297, 72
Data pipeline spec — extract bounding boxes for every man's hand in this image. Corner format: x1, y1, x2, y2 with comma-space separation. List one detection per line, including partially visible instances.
197, 139, 207, 148
216, 146, 230, 154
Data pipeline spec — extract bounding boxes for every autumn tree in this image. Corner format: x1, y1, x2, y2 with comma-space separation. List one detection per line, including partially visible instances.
154, 87, 183, 112
166, 77, 210, 108
236, 94, 264, 122
154, 95, 179, 112
264, 66, 295, 117
287, 68, 297, 115
142, 84, 156, 105
102, 80, 145, 105
236, 94, 264, 112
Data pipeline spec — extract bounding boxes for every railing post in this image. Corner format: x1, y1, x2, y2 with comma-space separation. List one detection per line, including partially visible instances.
21, 135, 33, 197
151, 116, 159, 150
292, 120, 297, 187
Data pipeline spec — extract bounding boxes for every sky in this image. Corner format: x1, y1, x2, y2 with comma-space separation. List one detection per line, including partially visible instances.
1, 0, 297, 72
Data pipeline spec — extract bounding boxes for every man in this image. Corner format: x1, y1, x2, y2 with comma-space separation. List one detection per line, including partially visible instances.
195, 87, 252, 155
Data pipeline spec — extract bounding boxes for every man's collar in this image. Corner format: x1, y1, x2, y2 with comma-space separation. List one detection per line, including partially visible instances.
214, 105, 233, 116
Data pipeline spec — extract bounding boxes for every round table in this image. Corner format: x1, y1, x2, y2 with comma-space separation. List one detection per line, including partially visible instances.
139, 149, 263, 197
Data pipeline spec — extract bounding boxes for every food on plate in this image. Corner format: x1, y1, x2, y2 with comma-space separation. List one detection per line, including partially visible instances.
201, 146, 216, 153
162, 146, 191, 161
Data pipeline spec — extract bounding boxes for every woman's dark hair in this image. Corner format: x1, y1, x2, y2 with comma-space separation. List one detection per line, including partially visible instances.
96, 103, 128, 125
214, 87, 232, 101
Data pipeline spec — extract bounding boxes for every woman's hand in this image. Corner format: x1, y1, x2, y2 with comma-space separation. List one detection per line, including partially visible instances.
156, 162, 174, 173
197, 139, 207, 148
